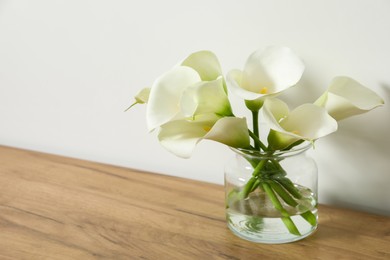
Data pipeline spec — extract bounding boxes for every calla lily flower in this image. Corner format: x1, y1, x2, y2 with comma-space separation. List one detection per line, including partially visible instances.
180, 77, 232, 118
146, 66, 201, 131
125, 88, 150, 111
315, 76, 384, 121
134, 88, 151, 104
262, 98, 338, 150
146, 50, 227, 131
158, 114, 250, 158
227, 46, 305, 102
181, 50, 223, 81
146, 50, 243, 158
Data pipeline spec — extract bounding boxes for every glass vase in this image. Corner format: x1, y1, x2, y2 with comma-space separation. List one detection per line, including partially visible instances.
224, 144, 318, 244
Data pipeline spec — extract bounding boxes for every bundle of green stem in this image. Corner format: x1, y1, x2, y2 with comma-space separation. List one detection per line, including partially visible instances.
227, 110, 317, 236
229, 148, 317, 235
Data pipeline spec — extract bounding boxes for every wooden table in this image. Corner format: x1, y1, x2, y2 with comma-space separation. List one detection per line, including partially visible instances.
0, 145, 389, 259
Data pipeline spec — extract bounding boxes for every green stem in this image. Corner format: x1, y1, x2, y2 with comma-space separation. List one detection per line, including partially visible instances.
252, 110, 260, 150
248, 130, 268, 151
277, 177, 303, 200
240, 176, 258, 199
300, 210, 317, 226
250, 179, 262, 193
266, 156, 300, 198
262, 182, 301, 236
240, 149, 275, 198
124, 101, 138, 112
270, 180, 317, 227
268, 181, 297, 207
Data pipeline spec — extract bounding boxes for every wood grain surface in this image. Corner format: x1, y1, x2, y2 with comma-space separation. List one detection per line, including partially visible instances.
0, 145, 389, 259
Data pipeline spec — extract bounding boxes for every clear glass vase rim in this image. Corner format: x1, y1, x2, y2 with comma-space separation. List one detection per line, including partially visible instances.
231, 142, 313, 158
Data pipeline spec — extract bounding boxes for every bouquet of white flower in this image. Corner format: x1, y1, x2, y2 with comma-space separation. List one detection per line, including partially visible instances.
129, 46, 383, 243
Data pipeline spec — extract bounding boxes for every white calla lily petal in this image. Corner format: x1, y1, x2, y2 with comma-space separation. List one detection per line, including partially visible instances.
158, 114, 249, 158
227, 69, 266, 100
146, 66, 201, 131
204, 117, 250, 148
227, 46, 304, 100
158, 117, 215, 158
181, 77, 232, 117
281, 104, 338, 140
181, 50, 222, 81
243, 46, 304, 92
263, 98, 337, 149
179, 85, 197, 117
315, 76, 384, 121
262, 98, 289, 129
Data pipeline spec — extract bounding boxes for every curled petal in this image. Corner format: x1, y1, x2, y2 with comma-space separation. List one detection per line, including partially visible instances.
281, 104, 338, 140
158, 116, 215, 158
146, 66, 201, 131
261, 98, 289, 130
227, 46, 304, 101
227, 69, 266, 100
181, 50, 222, 81
158, 115, 249, 158
315, 76, 384, 121
243, 46, 305, 93
181, 77, 233, 117
204, 117, 250, 149
263, 98, 337, 149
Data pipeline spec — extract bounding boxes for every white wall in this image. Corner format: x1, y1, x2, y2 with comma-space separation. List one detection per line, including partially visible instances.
1, 0, 389, 215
